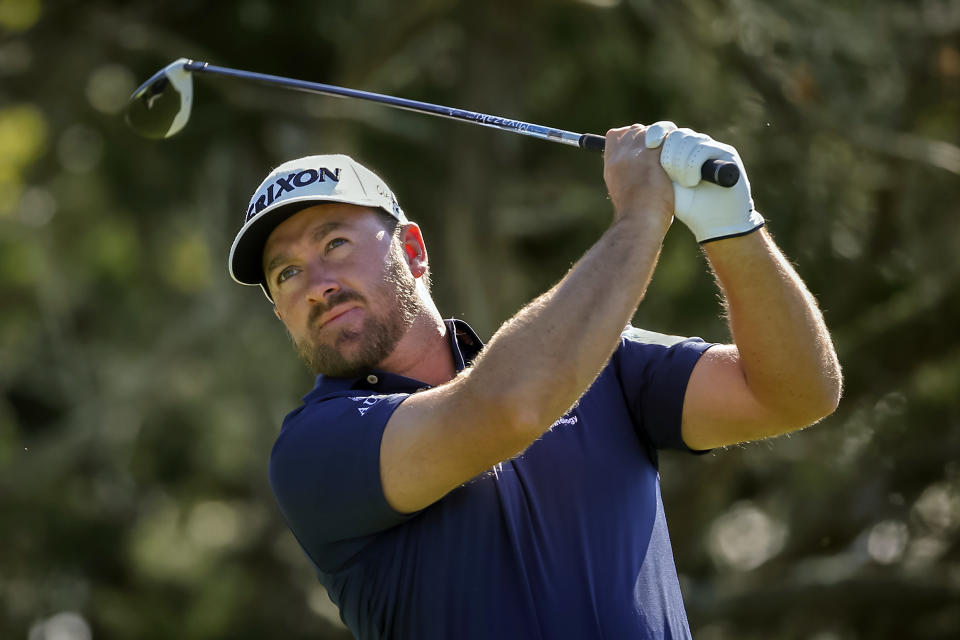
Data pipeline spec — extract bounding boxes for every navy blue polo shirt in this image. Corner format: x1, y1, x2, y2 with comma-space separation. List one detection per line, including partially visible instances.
269, 319, 713, 640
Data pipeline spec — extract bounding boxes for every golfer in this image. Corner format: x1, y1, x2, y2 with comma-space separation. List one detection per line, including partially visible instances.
228, 122, 841, 639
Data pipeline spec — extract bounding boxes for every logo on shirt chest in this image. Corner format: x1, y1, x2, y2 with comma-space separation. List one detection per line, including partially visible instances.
549, 411, 579, 430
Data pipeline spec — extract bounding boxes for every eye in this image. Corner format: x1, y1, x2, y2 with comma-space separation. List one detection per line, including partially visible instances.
276, 266, 300, 284
326, 237, 348, 252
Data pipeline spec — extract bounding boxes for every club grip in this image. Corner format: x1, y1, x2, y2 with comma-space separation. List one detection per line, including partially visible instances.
578, 133, 740, 188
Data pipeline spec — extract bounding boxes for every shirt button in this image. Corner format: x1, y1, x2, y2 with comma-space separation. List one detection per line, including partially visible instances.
366, 374, 379, 384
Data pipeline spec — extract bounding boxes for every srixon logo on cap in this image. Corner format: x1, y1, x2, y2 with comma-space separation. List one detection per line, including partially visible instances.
246, 167, 341, 222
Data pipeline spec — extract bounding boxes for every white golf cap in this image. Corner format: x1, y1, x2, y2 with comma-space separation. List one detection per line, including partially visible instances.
229, 154, 407, 296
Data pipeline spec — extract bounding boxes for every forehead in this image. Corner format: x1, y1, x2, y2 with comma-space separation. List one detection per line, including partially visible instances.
267, 202, 378, 246
262, 203, 385, 265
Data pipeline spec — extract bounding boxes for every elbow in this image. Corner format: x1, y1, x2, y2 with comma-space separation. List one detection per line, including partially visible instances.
781, 336, 845, 429
492, 392, 559, 454
783, 363, 844, 429
817, 357, 844, 420
825, 375, 843, 417
496, 374, 585, 447
459, 355, 589, 459
458, 370, 555, 459
803, 387, 841, 427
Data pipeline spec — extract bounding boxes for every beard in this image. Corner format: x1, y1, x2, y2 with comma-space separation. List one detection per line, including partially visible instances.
292, 243, 422, 377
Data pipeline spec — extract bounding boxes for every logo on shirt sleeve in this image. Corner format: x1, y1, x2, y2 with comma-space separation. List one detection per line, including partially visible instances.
349, 396, 383, 416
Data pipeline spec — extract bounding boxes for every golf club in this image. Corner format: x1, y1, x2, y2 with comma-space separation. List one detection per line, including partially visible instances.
126, 58, 740, 187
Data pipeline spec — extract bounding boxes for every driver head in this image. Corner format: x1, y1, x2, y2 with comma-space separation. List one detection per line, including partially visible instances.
125, 58, 194, 139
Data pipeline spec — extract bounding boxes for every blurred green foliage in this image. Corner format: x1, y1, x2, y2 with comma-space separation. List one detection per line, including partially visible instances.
2, 1, 959, 638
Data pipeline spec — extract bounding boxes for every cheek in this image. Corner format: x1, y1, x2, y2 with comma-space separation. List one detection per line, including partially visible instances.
274, 299, 303, 330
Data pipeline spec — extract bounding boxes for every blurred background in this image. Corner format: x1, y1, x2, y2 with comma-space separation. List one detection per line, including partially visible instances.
2, 0, 959, 638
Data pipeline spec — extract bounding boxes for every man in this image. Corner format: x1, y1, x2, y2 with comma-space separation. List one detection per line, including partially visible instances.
228, 122, 841, 639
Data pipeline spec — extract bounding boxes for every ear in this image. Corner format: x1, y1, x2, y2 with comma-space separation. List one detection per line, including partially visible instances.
399, 223, 428, 278
273, 306, 283, 321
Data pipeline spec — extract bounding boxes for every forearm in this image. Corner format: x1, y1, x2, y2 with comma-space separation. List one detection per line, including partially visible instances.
703, 228, 842, 425
465, 213, 669, 440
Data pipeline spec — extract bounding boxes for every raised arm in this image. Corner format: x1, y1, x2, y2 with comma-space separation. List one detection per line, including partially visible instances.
641, 123, 843, 450
680, 230, 842, 450
380, 125, 673, 513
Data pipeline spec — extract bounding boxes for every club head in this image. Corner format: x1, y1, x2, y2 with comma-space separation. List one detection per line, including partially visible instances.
125, 58, 194, 139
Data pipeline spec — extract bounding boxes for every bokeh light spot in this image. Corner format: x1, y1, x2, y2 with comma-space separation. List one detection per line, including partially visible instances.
708, 501, 787, 571
27, 611, 92, 640
57, 125, 104, 173
912, 482, 960, 535
866, 520, 909, 564
0, 104, 47, 216
187, 500, 240, 549
0, 104, 47, 173
85, 64, 137, 115
308, 584, 346, 627
0, 40, 32, 75
165, 231, 212, 293
15, 185, 56, 226
0, 0, 42, 32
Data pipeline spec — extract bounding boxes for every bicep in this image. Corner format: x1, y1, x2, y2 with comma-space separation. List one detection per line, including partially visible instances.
380, 374, 521, 514
681, 344, 784, 450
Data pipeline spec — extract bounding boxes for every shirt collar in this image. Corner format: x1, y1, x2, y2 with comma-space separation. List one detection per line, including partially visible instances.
446, 317, 482, 372
305, 318, 484, 400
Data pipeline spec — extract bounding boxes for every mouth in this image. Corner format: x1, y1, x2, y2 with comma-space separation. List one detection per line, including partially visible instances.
317, 305, 361, 330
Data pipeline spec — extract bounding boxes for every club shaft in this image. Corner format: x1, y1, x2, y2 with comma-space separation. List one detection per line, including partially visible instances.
177, 60, 739, 187
185, 60, 584, 147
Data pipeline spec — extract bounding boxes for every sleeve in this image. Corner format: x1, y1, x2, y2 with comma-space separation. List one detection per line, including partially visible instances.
268, 392, 414, 546
613, 326, 714, 453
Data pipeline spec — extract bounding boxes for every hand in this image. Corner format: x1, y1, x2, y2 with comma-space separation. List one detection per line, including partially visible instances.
603, 124, 674, 234
645, 121, 764, 243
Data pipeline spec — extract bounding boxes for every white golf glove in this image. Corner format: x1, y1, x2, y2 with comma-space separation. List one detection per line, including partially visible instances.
645, 121, 764, 243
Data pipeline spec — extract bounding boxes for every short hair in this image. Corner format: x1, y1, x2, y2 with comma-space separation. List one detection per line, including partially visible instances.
372, 208, 400, 234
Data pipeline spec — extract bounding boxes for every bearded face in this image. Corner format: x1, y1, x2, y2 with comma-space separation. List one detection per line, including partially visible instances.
291, 237, 422, 377
264, 204, 430, 379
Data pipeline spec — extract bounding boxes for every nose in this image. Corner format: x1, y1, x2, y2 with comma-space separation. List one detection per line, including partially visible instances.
304, 267, 340, 305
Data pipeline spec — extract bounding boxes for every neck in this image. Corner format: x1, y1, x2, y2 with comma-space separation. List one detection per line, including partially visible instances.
378, 305, 456, 387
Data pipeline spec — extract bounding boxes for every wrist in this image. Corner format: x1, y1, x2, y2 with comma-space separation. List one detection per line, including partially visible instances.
700, 225, 769, 267
694, 212, 765, 244
611, 207, 673, 240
